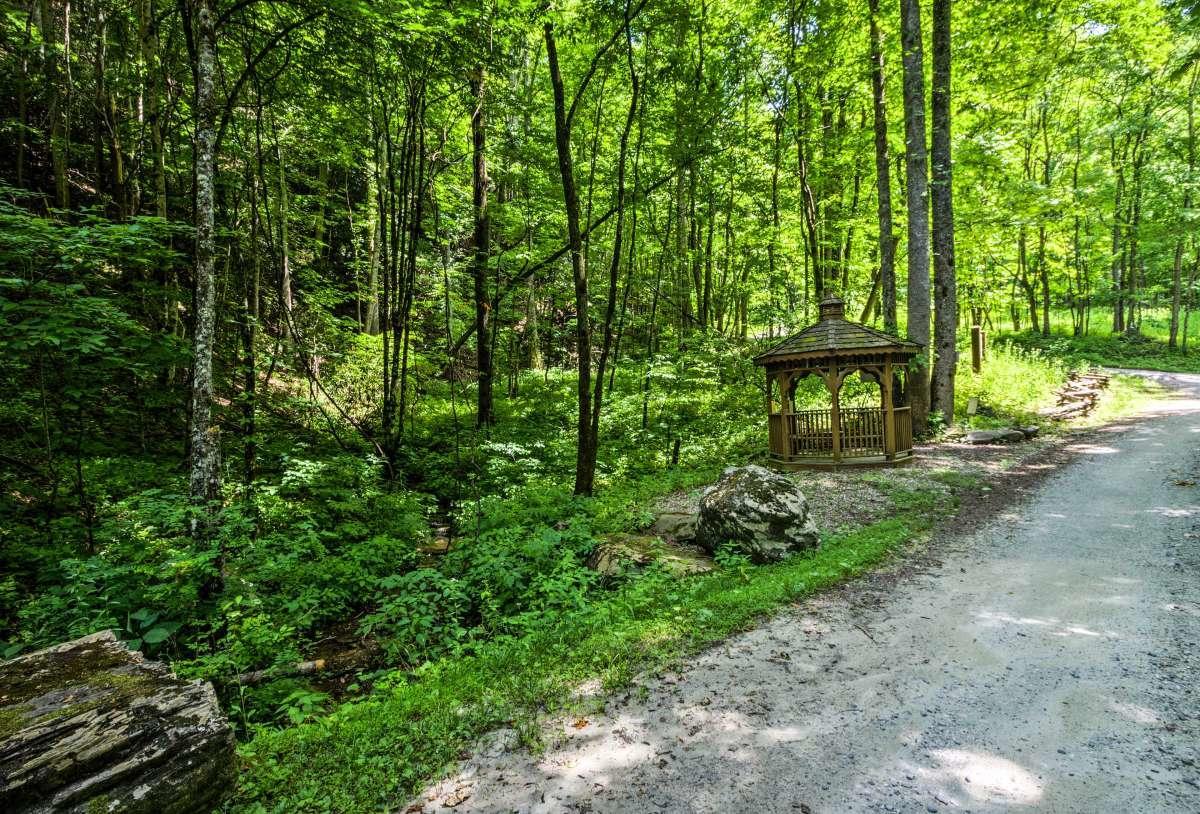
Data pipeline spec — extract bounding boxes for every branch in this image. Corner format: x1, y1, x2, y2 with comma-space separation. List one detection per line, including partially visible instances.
214, 9, 323, 156
564, 0, 649, 129
447, 166, 673, 359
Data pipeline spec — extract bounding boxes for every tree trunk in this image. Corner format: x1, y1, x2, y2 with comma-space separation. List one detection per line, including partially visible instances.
591, 9, 639, 457
1171, 68, 1197, 349
899, 0, 931, 433
470, 66, 493, 427
188, 0, 222, 542
929, 0, 956, 424
545, 23, 594, 496
867, 0, 897, 334
138, 0, 167, 218
39, 0, 70, 208
276, 140, 293, 324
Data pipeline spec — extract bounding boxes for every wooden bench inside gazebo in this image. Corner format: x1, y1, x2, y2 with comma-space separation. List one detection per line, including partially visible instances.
753, 296, 919, 469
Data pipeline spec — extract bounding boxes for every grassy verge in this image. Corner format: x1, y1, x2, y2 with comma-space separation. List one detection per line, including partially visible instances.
1081, 373, 1169, 426
230, 481, 953, 813
1002, 329, 1200, 374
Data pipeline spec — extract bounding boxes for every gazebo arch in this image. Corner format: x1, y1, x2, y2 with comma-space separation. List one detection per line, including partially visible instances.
753, 296, 919, 469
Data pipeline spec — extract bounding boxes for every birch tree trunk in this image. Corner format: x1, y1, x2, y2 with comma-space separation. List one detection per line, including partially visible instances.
900, 0, 931, 433
188, 0, 221, 538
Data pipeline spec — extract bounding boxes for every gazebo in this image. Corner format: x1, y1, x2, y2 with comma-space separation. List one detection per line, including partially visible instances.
753, 296, 919, 469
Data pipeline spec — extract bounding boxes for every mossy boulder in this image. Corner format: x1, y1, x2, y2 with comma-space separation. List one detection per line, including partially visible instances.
695, 465, 820, 563
0, 631, 234, 813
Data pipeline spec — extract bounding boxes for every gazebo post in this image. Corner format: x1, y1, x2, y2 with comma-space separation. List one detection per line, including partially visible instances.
827, 363, 842, 463
882, 359, 895, 461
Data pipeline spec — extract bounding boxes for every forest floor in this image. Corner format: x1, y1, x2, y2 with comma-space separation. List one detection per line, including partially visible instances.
416, 371, 1200, 814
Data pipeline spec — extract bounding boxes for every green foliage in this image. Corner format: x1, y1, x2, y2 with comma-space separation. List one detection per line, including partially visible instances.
230, 479, 955, 813
955, 341, 1069, 425
2, 0, 1193, 808
1004, 324, 1200, 374
358, 571, 470, 666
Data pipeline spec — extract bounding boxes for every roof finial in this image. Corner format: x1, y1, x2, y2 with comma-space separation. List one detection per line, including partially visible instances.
818, 296, 845, 321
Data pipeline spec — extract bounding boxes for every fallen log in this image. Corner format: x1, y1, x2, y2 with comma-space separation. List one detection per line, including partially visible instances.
0, 631, 235, 814
232, 644, 377, 686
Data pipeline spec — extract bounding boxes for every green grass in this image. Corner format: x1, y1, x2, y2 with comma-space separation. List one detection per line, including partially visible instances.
954, 341, 1069, 428
1002, 329, 1200, 374
993, 306, 1200, 374
1081, 373, 1168, 425
229, 482, 951, 813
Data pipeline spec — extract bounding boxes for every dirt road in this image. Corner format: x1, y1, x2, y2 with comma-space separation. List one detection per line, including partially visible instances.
423, 372, 1200, 813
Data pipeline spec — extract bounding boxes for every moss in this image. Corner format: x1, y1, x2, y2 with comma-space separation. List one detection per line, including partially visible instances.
0, 707, 25, 740
86, 794, 111, 814
1, 637, 168, 740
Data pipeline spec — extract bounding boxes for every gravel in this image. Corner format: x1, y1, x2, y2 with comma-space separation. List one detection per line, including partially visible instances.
415, 371, 1200, 813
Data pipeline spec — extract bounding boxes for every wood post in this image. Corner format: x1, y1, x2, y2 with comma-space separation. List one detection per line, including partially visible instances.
970, 324, 983, 373
827, 364, 842, 463
882, 359, 895, 460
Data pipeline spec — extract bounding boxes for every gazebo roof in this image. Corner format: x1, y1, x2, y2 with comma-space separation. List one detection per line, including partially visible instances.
753, 296, 919, 366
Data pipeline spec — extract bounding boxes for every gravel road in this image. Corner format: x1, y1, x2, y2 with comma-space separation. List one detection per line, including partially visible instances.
421, 371, 1200, 813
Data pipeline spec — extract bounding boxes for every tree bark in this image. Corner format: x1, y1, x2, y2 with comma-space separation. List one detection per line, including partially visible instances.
1170, 67, 1197, 349
591, 5, 639, 455
545, 22, 594, 496
471, 65, 493, 426
900, 0, 931, 432
39, 0, 70, 208
929, 0, 956, 424
867, 0, 896, 331
188, 0, 221, 539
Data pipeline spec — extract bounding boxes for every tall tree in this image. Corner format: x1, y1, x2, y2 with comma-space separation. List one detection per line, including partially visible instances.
545, 20, 594, 496
545, 3, 644, 496
868, 0, 897, 334
900, 0, 931, 432
188, 0, 221, 535
470, 62, 493, 427
929, 0, 957, 422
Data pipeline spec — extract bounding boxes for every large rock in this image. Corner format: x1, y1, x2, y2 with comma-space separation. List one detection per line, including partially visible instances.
695, 465, 820, 563
0, 631, 235, 813
650, 511, 699, 542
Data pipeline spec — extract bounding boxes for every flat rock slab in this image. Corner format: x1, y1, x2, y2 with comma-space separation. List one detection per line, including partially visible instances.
966, 428, 1026, 444
587, 533, 713, 577
0, 630, 235, 813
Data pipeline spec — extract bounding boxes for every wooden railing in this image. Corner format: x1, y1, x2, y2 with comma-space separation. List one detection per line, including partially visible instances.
787, 409, 834, 456
836, 407, 885, 458
768, 406, 913, 462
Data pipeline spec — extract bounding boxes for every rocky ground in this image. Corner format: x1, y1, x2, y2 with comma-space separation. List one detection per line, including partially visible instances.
415, 371, 1200, 814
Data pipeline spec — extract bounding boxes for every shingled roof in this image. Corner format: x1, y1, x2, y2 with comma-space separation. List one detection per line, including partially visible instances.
753, 297, 919, 365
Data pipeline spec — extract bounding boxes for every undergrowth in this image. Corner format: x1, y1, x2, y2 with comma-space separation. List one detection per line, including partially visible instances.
229, 481, 952, 813
1002, 328, 1200, 374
